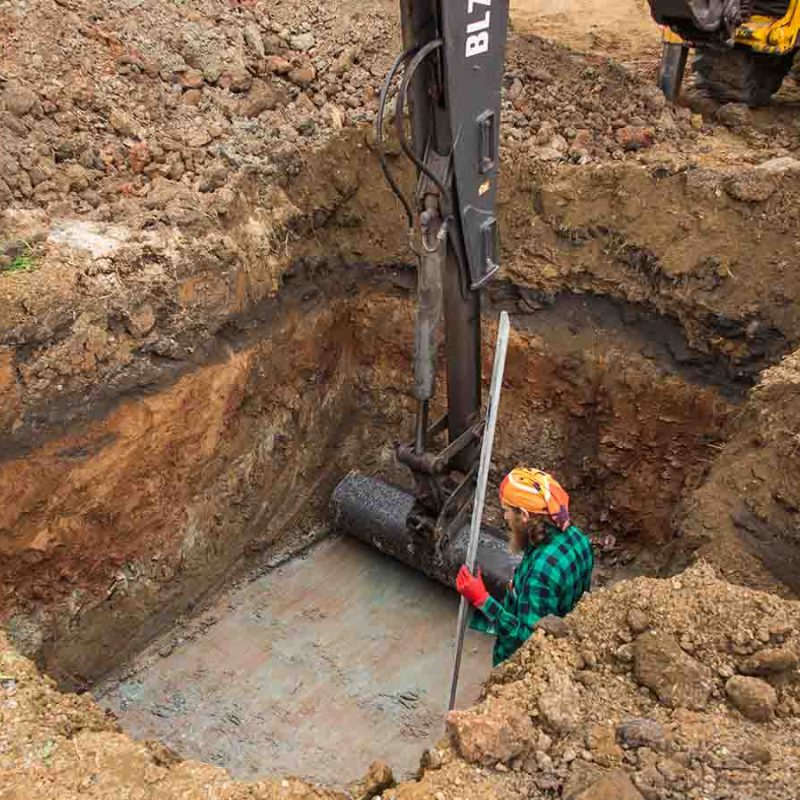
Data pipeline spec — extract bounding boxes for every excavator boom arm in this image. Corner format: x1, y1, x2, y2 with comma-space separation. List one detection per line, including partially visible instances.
330, 0, 519, 598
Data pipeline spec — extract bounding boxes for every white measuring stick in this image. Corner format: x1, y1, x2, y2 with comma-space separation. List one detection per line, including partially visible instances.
448, 310, 511, 711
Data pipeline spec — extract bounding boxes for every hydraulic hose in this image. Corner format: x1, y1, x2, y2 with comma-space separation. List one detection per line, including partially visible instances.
393, 38, 450, 202
375, 48, 416, 229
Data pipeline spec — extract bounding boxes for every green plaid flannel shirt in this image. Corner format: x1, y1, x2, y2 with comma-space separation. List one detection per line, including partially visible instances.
471, 524, 593, 666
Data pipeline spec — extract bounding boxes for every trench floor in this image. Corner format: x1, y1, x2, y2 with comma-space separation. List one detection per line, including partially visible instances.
95, 536, 493, 787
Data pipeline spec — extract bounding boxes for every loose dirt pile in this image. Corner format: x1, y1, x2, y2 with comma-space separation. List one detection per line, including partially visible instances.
415, 562, 800, 800
2, 0, 794, 249
0, 0, 400, 225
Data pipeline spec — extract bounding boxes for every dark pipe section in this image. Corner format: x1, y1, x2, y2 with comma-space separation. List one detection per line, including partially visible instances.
330, 472, 520, 600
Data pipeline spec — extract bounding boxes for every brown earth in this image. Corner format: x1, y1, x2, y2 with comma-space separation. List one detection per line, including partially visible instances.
510, 0, 661, 61
3, 0, 800, 797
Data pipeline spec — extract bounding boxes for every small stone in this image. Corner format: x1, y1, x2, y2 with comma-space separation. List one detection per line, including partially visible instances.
580, 650, 598, 669
717, 664, 735, 679
615, 126, 654, 152
615, 719, 666, 751
740, 744, 771, 765
182, 89, 202, 106
265, 55, 293, 74
288, 66, 316, 87
574, 769, 644, 800
109, 109, 137, 136
627, 609, 650, 635
530, 67, 553, 82
59, 164, 91, 193
126, 303, 156, 338
725, 172, 775, 203
536, 751, 553, 770
129, 141, 151, 174
347, 759, 394, 800
289, 32, 315, 52
536, 774, 562, 792
3, 240, 27, 259
715, 102, 751, 130
563, 760, 604, 800
3, 81, 39, 117
180, 69, 205, 90
199, 163, 230, 193
333, 46, 356, 74
296, 118, 316, 136
218, 65, 252, 93
536, 615, 571, 638
238, 80, 280, 118
575, 671, 601, 687
690, 113, 703, 130
447, 701, 535, 765
656, 758, 684, 782
725, 676, 777, 722
538, 676, 581, 733
507, 78, 524, 101
244, 23, 266, 59
739, 647, 798, 677
586, 724, 623, 766
185, 129, 212, 148
633, 632, 713, 710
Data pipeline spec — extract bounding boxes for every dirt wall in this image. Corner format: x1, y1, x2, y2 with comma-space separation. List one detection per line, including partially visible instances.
2, 269, 733, 687
2, 295, 369, 687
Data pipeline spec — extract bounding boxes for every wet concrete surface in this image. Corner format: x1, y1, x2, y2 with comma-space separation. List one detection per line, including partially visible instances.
96, 536, 494, 787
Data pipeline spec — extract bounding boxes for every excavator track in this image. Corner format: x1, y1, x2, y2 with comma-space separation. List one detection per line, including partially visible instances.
693, 44, 795, 105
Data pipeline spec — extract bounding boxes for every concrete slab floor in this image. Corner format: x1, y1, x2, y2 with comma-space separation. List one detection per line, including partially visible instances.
95, 536, 494, 788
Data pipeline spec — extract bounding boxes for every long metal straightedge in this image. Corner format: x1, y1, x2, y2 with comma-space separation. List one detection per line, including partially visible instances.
448, 311, 511, 711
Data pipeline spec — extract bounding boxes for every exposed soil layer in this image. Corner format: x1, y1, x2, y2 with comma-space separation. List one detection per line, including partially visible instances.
3, 98, 800, 689
2, 266, 733, 688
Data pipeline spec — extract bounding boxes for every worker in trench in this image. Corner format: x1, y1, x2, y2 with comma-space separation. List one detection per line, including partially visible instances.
456, 468, 594, 666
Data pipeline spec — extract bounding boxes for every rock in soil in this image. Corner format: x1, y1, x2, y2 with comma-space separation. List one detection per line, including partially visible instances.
725, 675, 778, 722
535, 614, 571, 638
447, 700, 535, 765
347, 759, 394, 800
574, 769, 644, 800
739, 647, 798, 677
633, 631, 714, 710
615, 718, 667, 751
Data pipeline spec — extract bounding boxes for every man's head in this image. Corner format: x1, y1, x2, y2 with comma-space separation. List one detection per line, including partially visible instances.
498, 468, 570, 552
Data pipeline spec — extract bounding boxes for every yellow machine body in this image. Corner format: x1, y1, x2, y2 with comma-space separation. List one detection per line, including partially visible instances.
663, 2, 800, 53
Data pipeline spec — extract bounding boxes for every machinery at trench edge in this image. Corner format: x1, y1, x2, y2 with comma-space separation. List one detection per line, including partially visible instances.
651, 0, 800, 105
330, 0, 520, 599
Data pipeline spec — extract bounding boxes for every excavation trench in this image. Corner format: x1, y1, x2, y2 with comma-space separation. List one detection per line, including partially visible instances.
0, 254, 740, 787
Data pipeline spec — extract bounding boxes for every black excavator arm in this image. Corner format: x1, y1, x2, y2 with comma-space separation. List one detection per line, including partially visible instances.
331, 0, 519, 596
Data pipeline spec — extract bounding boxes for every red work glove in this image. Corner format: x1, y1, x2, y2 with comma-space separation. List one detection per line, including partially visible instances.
456, 565, 489, 609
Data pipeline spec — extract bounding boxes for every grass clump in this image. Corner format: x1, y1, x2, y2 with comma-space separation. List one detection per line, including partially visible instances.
1, 242, 38, 275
